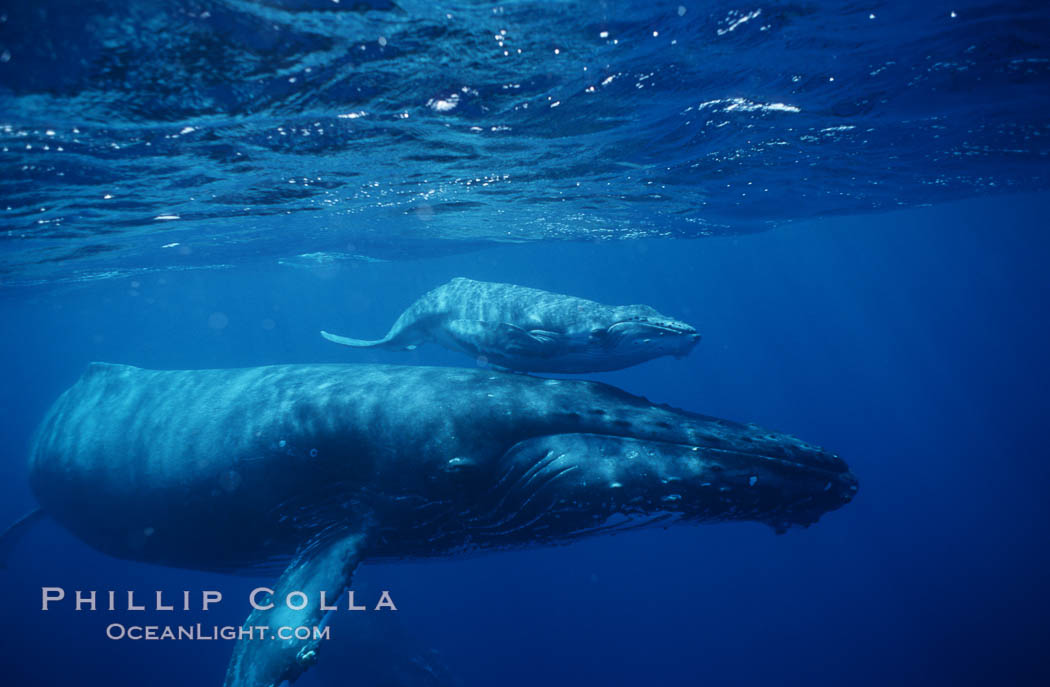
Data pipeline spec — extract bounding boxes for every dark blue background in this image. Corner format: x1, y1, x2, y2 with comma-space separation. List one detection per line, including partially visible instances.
1, 194, 1048, 685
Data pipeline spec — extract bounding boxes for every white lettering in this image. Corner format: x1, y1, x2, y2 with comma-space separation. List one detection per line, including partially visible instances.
286, 591, 308, 611
155, 591, 173, 611
250, 587, 274, 610
75, 589, 96, 611
202, 590, 222, 611
127, 591, 144, 611
41, 587, 64, 610
375, 590, 397, 611
347, 591, 366, 611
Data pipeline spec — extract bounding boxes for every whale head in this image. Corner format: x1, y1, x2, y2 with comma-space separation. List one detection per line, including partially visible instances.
478, 431, 856, 542
429, 382, 858, 550
593, 305, 701, 361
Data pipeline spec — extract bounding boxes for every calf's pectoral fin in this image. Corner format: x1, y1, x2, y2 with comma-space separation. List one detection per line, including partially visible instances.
446, 320, 563, 358
320, 330, 387, 348
321, 327, 420, 351
223, 530, 368, 687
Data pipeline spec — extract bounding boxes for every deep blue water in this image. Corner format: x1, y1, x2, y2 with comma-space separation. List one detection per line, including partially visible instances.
2, 1, 1050, 686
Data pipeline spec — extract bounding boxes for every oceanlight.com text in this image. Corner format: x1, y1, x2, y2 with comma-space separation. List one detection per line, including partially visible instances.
105, 623, 330, 641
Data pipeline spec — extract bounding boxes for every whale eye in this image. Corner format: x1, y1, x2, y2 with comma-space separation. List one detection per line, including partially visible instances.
429, 457, 483, 493
435, 456, 481, 480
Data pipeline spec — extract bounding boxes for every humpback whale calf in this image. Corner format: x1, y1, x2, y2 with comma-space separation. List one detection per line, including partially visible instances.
22, 363, 856, 686
321, 277, 701, 372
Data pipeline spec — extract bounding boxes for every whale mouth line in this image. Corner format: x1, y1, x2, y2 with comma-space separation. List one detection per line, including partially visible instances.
611, 321, 695, 336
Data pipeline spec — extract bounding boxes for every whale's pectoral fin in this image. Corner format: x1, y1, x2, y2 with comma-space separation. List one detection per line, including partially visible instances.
223, 531, 367, 687
446, 320, 562, 358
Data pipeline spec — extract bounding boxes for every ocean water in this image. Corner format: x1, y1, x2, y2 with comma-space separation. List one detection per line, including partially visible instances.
1, 1, 1049, 686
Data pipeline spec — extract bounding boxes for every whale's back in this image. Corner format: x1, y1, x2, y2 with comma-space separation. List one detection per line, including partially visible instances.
28, 363, 351, 571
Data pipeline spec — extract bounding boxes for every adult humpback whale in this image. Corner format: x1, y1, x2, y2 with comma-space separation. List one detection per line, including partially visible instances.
25, 363, 856, 686
321, 277, 700, 372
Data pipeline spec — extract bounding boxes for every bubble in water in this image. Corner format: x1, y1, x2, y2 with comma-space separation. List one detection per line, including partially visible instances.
208, 312, 229, 330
